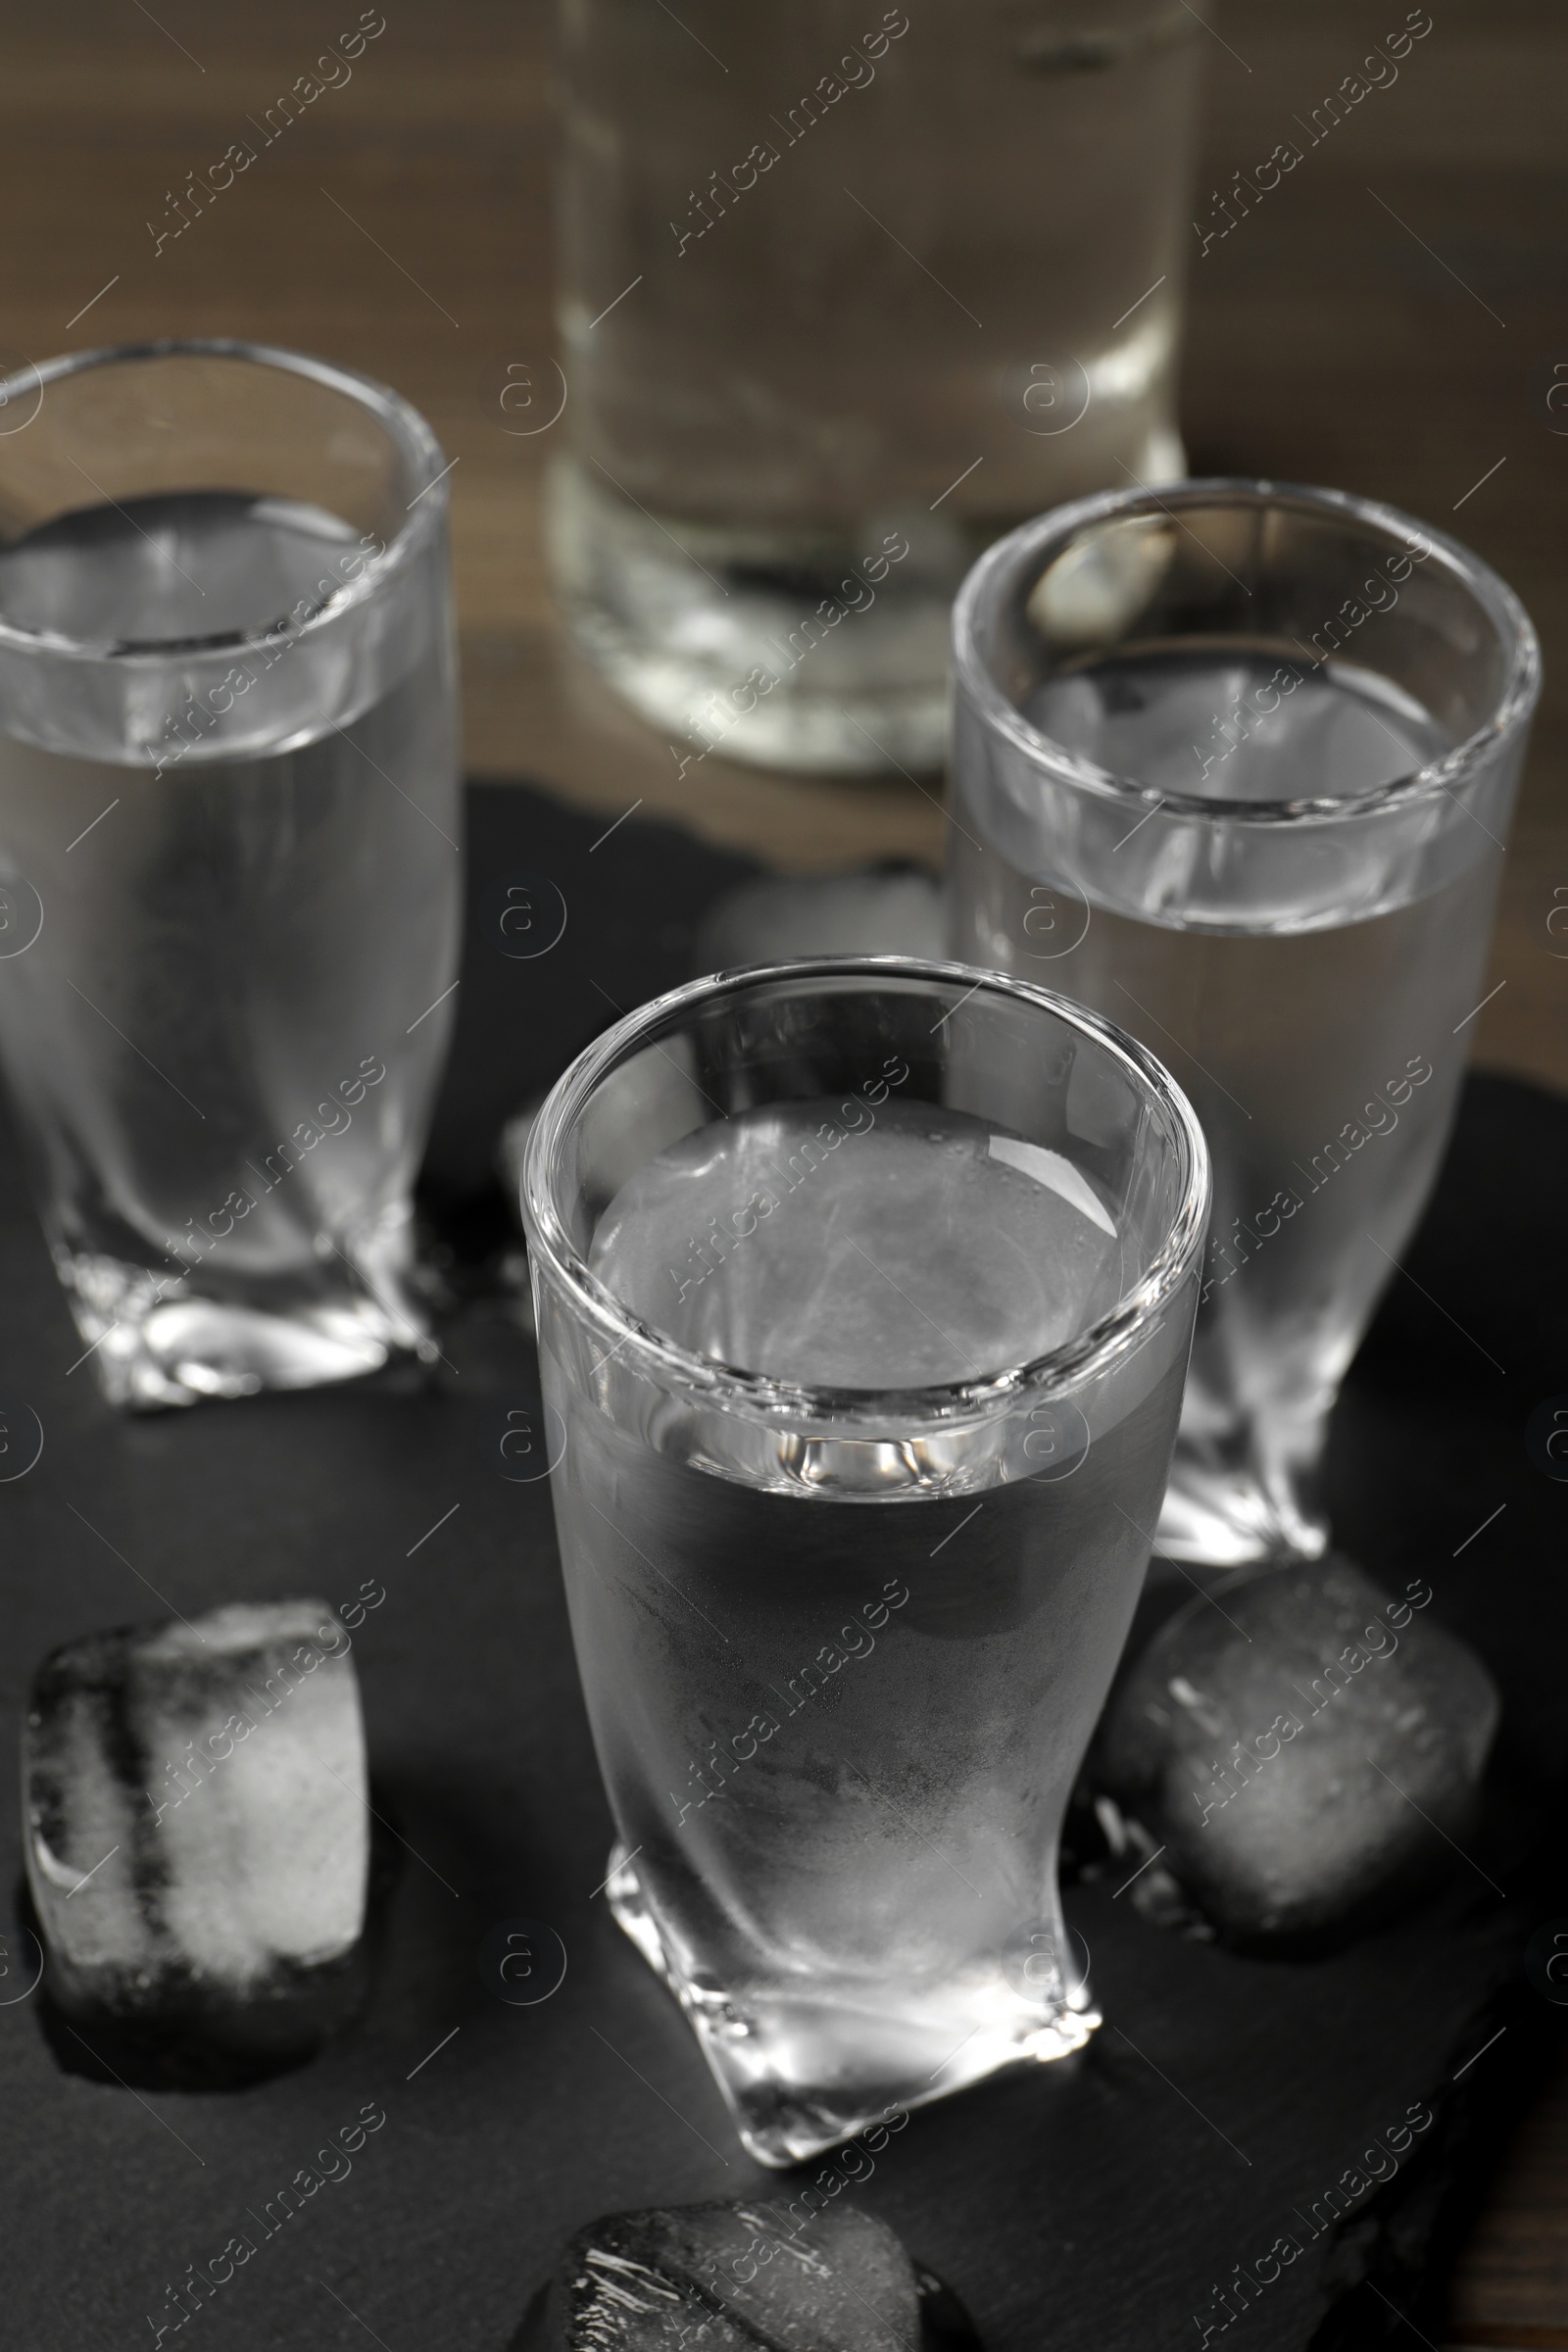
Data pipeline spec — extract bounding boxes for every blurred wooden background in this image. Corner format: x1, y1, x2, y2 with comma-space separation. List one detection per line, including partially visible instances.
0, 3, 1563, 2341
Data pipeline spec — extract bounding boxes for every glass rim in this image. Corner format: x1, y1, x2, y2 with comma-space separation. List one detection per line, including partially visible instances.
520, 955, 1212, 1427
0, 337, 448, 664
951, 475, 1542, 829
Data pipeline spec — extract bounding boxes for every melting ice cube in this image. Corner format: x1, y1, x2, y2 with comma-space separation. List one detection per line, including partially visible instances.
512, 2198, 981, 2349
1096, 1556, 1499, 1944
24, 1595, 369, 2079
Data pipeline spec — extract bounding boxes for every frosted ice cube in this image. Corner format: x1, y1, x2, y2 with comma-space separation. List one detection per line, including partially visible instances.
1096, 1556, 1499, 1944
24, 1595, 368, 2075
512, 2198, 979, 2350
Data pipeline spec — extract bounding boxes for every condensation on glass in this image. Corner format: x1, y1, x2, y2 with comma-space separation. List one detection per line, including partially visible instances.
551, 2, 1204, 773
0, 341, 461, 1406
948, 479, 1541, 1564
523, 956, 1208, 2162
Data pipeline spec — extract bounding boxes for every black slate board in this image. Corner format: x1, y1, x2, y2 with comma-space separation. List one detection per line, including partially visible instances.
0, 779, 1563, 2351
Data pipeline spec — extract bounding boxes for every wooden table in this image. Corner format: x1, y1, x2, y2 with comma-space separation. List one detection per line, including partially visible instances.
2, 4, 1563, 2340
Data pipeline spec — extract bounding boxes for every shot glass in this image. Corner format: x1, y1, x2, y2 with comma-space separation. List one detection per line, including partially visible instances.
0, 340, 462, 1407
948, 479, 1541, 1564
550, 1, 1204, 773
522, 956, 1208, 2163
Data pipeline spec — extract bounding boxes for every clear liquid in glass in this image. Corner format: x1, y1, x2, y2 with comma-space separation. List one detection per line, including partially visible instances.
543, 1096, 1182, 2162
552, 0, 1203, 771
951, 648, 1498, 1562
0, 492, 460, 1405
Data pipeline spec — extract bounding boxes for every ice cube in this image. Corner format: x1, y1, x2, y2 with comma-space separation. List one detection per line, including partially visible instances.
1095, 1557, 1499, 1944
24, 1596, 369, 2078
512, 2199, 980, 2350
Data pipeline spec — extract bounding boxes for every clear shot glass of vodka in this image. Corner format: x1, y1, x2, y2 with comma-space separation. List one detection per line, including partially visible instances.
521, 956, 1209, 2163
0, 341, 462, 1407
948, 479, 1541, 1566
549, 1, 1204, 775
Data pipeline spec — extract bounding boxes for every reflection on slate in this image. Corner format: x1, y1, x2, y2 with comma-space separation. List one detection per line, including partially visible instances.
510, 2199, 981, 2350
1094, 1557, 1500, 1948
0, 782, 1563, 2352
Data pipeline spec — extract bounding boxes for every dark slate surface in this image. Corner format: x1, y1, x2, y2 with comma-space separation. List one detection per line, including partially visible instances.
0, 779, 1562, 2350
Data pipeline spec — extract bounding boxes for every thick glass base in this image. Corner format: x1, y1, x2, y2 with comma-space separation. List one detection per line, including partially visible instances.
606, 1844, 1098, 2169
1156, 1433, 1330, 1567
57, 1250, 428, 1409
551, 437, 1188, 776
548, 457, 955, 775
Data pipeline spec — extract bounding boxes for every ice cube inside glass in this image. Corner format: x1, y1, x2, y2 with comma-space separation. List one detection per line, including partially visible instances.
523, 957, 1208, 2163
